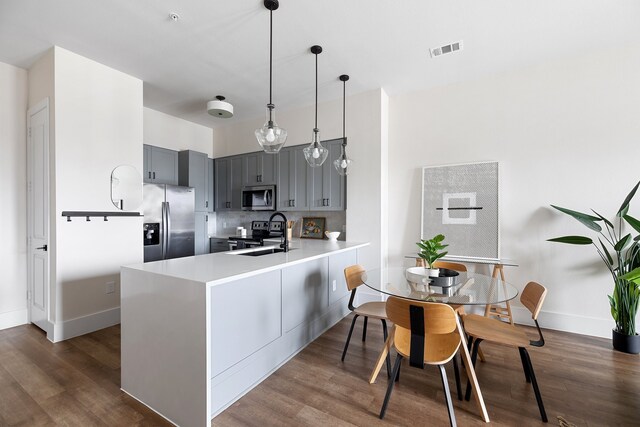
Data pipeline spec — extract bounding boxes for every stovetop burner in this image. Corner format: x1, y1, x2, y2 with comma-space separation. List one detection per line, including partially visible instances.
228, 220, 285, 242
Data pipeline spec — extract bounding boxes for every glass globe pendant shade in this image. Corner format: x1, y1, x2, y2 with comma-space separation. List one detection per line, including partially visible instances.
333, 147, 353, 176
255, 105, 287, 154
303, 129, 328, 167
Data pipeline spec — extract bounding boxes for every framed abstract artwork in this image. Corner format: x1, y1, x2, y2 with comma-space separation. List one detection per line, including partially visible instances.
421, 161, 499, 260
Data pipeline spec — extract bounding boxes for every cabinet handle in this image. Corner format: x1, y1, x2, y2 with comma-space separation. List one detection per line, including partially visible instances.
292, 199, 295, 207
206, 201, 208, 208
205, 215, 208, 222
257, 175, 261, 183
153, 172, 156, 179
148, 172, 151, 179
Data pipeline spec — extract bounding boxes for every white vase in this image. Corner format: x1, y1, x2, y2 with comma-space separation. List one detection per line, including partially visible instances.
427, 268, 440, 277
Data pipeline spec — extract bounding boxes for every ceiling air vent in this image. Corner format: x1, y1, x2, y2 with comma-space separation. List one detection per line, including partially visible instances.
430, 40, 463, 58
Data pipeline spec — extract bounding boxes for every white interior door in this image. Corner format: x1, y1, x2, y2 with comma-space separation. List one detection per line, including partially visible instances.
27, 99, 50, 333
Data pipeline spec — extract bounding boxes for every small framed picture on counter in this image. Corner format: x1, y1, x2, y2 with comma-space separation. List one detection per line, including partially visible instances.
300, 217, 326, 239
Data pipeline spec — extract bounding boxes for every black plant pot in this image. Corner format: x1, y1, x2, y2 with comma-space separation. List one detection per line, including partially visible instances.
612, 329, 640, 354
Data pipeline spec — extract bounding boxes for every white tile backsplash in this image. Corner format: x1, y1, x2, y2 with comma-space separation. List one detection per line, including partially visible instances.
216, 210, 346, 240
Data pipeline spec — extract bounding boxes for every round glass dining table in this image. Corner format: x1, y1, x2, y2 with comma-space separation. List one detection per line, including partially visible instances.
359, 267, 519, 306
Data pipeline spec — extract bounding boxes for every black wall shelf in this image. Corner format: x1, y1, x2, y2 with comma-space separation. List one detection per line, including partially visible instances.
61, 211, 142, 222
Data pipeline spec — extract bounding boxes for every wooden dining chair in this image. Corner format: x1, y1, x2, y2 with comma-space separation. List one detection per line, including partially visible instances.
462, 281, 548, 422
379, 297, 462, 426
341, 265, 392, 377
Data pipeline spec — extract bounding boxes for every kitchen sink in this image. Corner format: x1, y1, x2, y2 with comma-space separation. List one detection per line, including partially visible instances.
228, 247, 295, 257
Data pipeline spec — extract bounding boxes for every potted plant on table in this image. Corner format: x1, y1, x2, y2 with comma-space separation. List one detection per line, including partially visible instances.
548, 181, 640, 354
417, 234, 448, 277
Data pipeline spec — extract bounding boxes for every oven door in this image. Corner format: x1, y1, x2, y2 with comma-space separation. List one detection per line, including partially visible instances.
241, 186, 275, 211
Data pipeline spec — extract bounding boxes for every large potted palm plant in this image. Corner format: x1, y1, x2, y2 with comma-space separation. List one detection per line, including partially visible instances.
549, 181, 640, 354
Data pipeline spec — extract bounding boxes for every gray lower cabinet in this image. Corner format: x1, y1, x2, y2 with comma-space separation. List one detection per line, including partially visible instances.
308, 139, 345, 211
144, 144, 179, 185
216, 156, 244, 211
277, 146, 309, 211
179, 150, 209, 212
209, 238, 229, 253
194, 212, 208, 255
244, 152, 277, 185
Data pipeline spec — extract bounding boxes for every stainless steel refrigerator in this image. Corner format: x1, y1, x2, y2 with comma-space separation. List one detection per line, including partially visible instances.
143, 184, 195, 262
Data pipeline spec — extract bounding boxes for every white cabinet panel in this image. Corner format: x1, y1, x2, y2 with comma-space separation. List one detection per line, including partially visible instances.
210, 270, 281, 377
328, 251, 357, 306
282, 257, 329, 332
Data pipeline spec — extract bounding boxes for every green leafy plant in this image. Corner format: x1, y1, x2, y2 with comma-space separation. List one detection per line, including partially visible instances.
548, 181, 640, 336
417, 234, 448, 269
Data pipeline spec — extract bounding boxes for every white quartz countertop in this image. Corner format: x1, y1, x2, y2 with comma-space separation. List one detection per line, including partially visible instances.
123, 238, 369, 286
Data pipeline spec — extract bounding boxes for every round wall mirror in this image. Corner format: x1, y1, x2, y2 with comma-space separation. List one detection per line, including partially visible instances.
111, 165, 143, 211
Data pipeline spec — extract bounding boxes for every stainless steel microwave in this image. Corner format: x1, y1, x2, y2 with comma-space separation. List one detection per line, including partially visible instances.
241, 185, 276, 211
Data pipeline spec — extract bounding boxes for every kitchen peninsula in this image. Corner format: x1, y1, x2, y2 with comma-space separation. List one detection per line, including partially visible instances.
120, 238, 368, 427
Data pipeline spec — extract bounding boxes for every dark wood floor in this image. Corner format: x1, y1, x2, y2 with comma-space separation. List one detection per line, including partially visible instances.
0, 317, 638, 426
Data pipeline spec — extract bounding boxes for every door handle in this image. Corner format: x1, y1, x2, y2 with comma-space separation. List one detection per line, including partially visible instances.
36, 244, 48, 251
165, 202, 171, 255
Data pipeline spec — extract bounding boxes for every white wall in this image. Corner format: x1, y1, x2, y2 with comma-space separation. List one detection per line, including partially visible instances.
388, 46, 640, 338
0, 61, 28, 329
144, 107, 213, 157
213, 89, 388, 273
49, 47, 144, 340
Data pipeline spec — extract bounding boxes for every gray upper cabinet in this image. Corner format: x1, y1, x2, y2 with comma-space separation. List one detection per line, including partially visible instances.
308, 139, 345, 211
277, 146, 309, 211
230, 156, 244, 209
207, 158, 214, 213
215, 156, 244, 211
215, 158, 230, 211
178, 150, 209, 212
144, 144, 179, 185
216, 141, 345, 212
244, 152, 277, 186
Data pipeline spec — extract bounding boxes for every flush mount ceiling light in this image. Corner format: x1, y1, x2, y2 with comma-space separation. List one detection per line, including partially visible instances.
255, 0, 287, 154
333, 74, 353, 176
207, 95, 234, 118
303, 45, 328, 167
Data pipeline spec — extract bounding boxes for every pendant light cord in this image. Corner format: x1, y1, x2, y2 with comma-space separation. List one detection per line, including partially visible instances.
269, 8, 273, 106
314, 52, 318, 131
342, 78, 346, 145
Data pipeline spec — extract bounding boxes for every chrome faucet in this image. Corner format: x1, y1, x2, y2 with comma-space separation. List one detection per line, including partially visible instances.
268, 211, 289, 252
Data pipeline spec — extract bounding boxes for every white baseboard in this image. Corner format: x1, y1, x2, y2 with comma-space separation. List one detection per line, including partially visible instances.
52, 307, 120, 342
506, 306, 612, 339
0, 308, 28, 331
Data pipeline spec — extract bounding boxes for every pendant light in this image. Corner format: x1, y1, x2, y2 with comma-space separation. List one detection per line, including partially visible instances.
255, 0, 287, 154
333, 74, 353, 175
303, 45, 329, 167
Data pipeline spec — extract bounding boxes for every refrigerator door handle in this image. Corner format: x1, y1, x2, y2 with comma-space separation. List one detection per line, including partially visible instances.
160, 202, 165, 259
165, 201, 171, 256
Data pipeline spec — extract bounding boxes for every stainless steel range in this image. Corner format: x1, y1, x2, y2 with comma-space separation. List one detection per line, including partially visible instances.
227, 220, 285, 250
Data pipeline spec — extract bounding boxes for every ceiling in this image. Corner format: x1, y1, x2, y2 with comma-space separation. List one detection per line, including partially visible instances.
1, 0, 639, 128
